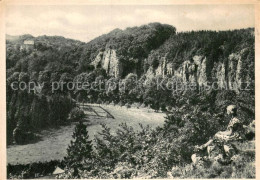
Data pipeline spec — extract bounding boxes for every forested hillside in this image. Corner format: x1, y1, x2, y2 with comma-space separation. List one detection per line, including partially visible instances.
6, 23, 254, 144
6, 23, 254, 80
6, 23, 255, 178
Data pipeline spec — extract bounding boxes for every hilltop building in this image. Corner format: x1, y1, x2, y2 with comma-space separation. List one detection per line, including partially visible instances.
20, 40, 35, 51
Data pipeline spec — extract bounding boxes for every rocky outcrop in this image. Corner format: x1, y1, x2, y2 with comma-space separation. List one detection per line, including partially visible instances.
146, 66, 155, 78
214, 48, 250, 92
155, 57, 174, 77
147, 48, 251, 92
227, 52, 242, 90
91, 46, 251, 92
152, 55, 208, 86
91, 49, 122, 78
173, 55, 207, 86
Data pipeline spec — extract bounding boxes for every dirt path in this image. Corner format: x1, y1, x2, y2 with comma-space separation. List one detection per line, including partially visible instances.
7, 105, 166, 165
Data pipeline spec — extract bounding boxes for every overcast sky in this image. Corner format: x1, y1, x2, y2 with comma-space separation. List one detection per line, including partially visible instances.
6, 5, 254, 42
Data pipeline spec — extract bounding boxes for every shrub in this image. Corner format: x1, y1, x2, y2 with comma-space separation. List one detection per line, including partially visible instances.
7, 160, 64, 179
64, 121, 93, 178
118, 101, 125, 107
125, 103, 131, 108
60, 90, 255, 179
68, 107, 85, 122
97, 98, 103, 105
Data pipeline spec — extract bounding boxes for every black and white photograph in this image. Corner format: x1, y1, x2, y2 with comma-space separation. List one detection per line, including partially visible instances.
1, 1, 257, 179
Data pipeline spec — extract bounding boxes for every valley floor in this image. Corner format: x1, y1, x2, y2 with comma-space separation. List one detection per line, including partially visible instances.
7, 104, 165, 165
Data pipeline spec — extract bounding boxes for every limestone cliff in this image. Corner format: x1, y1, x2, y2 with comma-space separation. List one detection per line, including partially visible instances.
173, 55, 207, 86
91, 49, 122, 78
154, 57, 174, 78
147, 48, 252, 92
90, 44, 252, 93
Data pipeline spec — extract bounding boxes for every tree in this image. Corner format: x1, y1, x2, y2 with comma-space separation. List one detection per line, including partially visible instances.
65, 121, 93, 177
59, 72, 73, 94
69, 107, 85, 122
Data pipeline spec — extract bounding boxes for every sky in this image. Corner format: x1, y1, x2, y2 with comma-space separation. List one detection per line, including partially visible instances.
6, 5, 255, 42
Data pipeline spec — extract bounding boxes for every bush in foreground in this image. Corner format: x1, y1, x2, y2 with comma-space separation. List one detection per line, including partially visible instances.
68, 107, 85, 122
58, 90, 255, 179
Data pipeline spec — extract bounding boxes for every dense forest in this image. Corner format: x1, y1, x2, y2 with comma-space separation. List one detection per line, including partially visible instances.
6, 23, 255, 178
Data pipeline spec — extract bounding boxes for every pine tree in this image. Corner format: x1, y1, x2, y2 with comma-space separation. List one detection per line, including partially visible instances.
65, 121, 93, 177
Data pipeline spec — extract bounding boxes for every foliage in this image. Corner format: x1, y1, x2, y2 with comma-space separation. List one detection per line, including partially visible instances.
68, 107, 85, 122
63, 121, 93, 178
7, 160, 65, 179
58, 88, 254, 179
6, 24, 255, 178
169, 152, 255, 178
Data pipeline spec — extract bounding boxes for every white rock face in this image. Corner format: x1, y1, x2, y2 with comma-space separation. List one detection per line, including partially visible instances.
146, 66, 155, 79
214, 49, 247, 92
92, 49, 122, 78
216, 63, 226, 89
146, 48, 249, 92
194, 56, 207, 86
166, 63, 173, 75
155, 64, 163, 76
92, 52, 103, 68
155, 57, 174, 78
173, 56, 207, 86
228, 53, 240, 90
91, 48, 249, 92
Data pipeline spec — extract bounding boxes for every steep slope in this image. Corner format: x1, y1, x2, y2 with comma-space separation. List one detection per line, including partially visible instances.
6, 25, 254, 90
145, 29, 254, 91
78, 23, 176, 76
